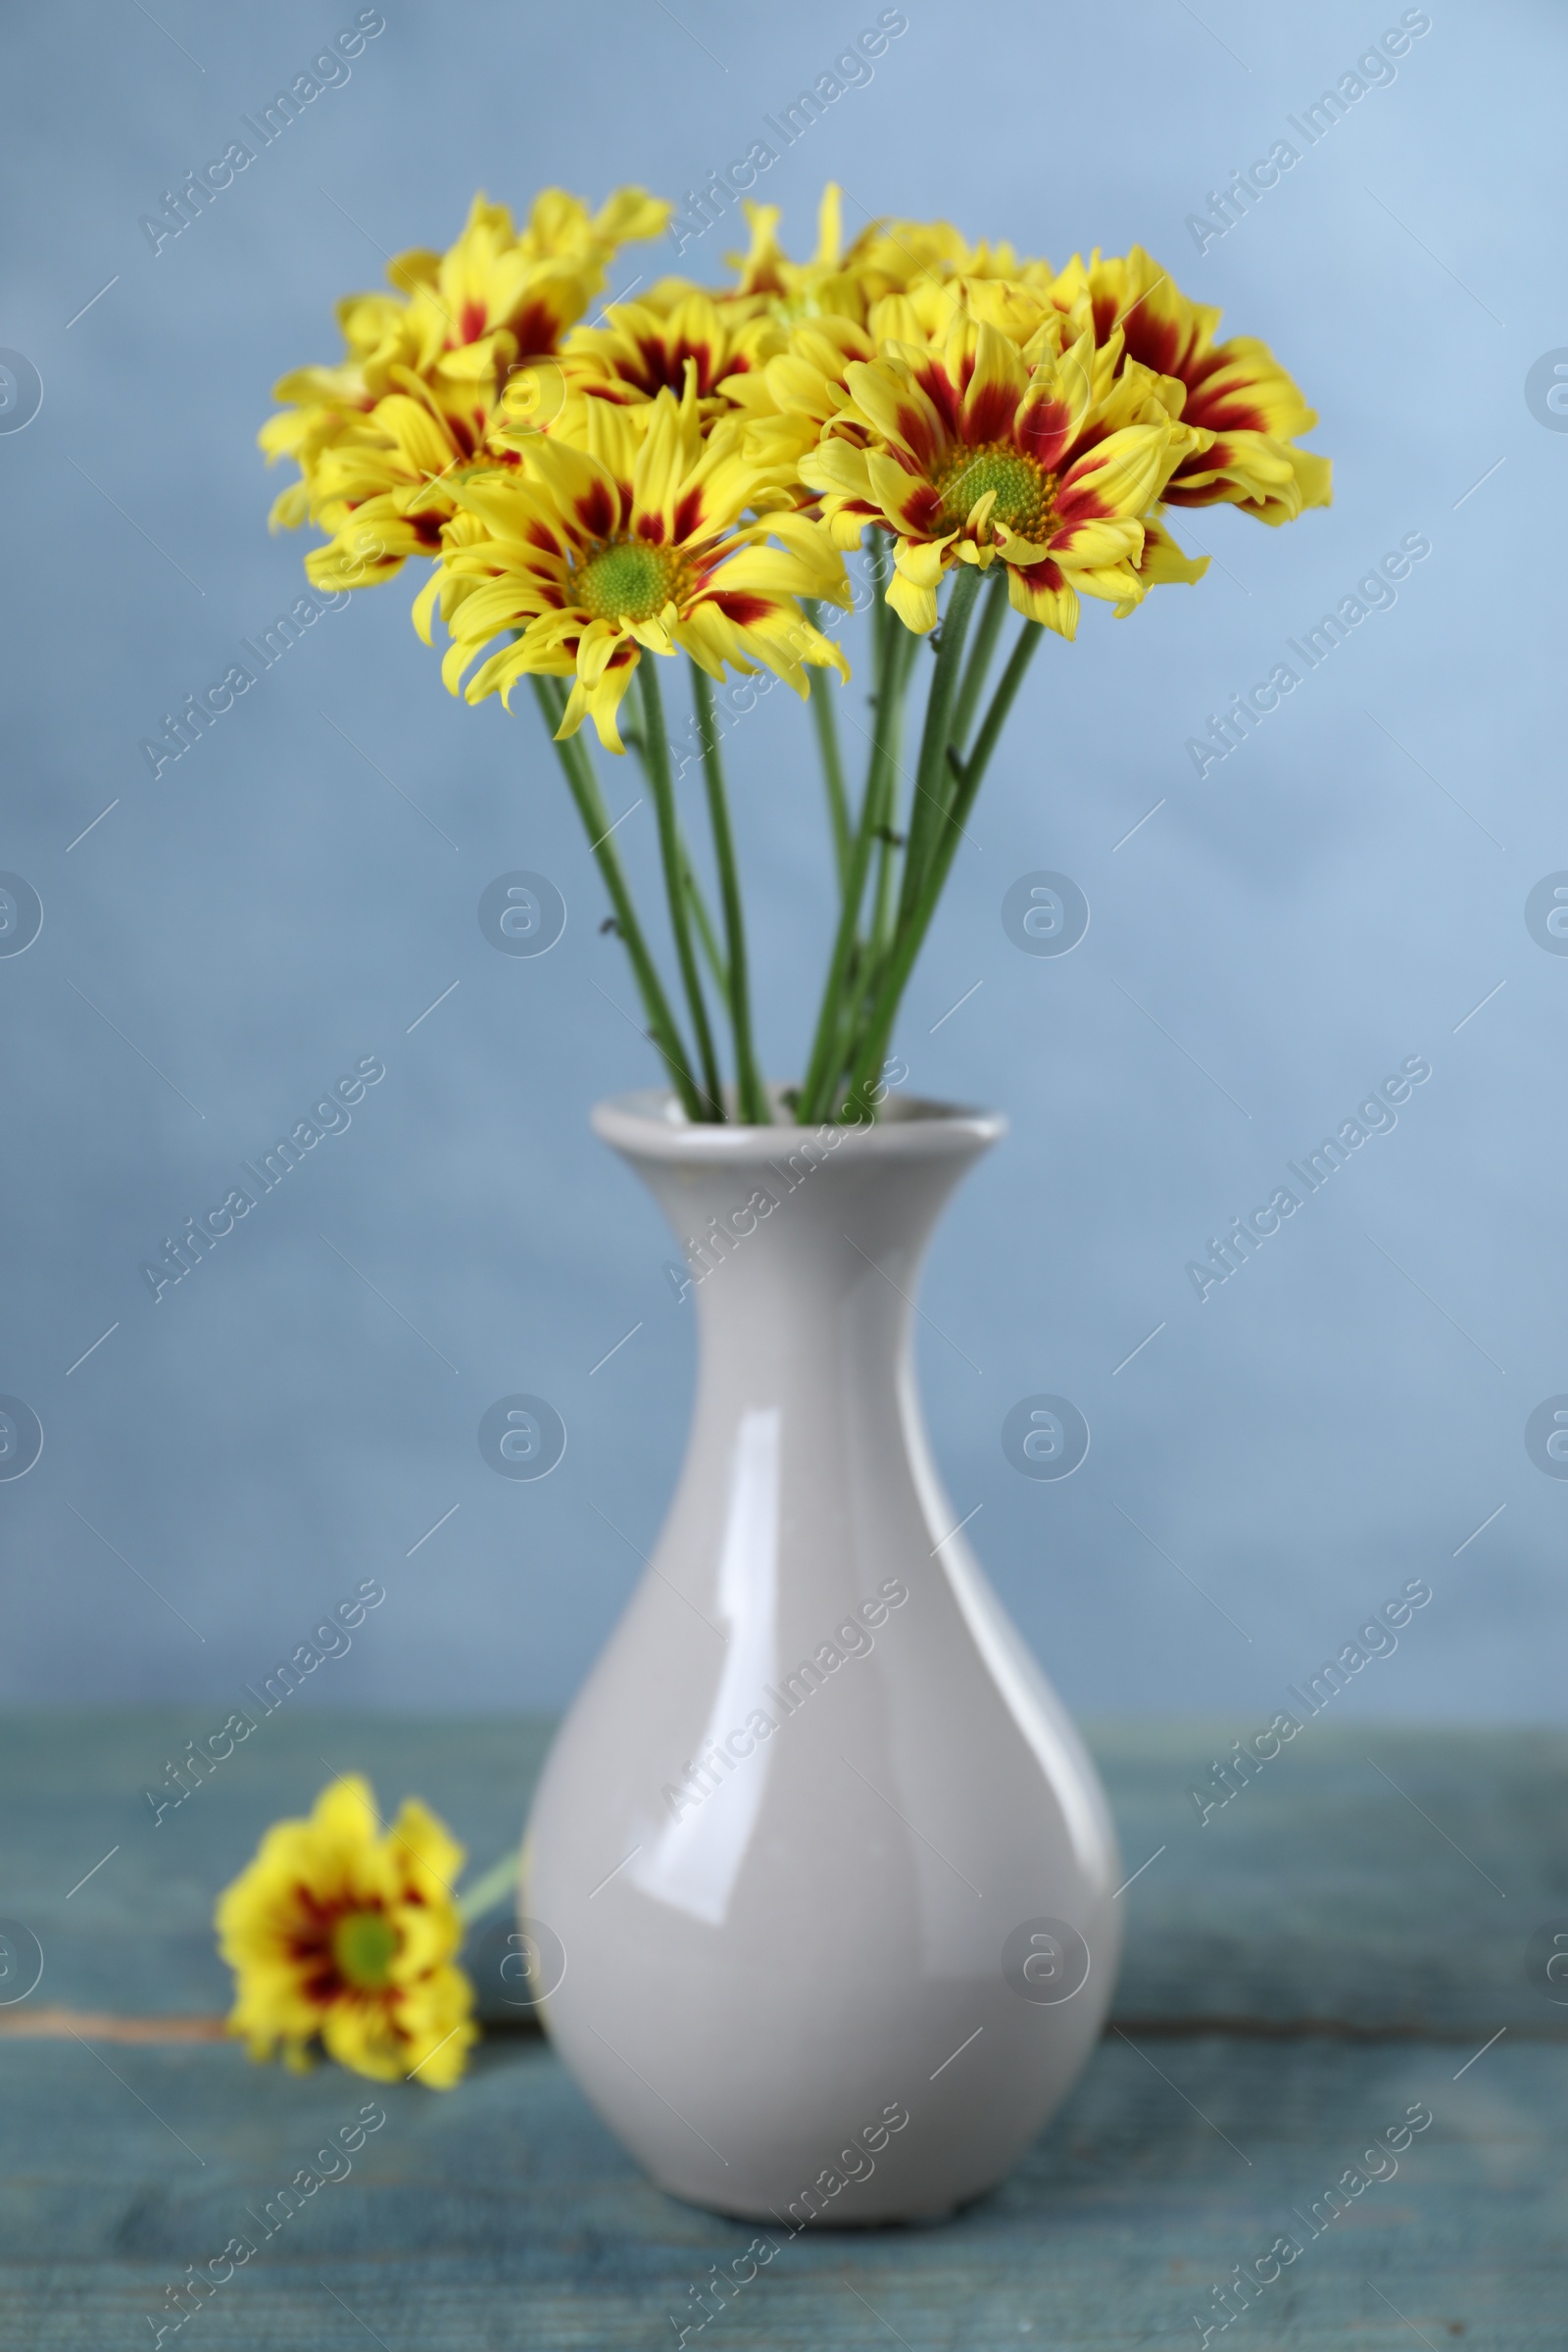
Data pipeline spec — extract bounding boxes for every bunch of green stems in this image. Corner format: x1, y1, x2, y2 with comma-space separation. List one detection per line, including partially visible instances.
533, 546, 1041, 1126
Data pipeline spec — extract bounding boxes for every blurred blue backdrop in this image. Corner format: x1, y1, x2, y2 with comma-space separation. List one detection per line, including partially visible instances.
1, 0, 1561, 1725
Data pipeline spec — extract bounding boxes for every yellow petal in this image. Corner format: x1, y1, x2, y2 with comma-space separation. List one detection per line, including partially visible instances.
892, 533, 951, 590
886, 568, 939, 635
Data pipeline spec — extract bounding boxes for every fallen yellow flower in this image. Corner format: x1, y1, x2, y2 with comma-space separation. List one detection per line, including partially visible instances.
216, 1774, 477, 2088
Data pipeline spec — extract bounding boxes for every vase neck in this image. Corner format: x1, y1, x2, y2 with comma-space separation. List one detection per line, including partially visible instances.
606, 1107, 1000, 1396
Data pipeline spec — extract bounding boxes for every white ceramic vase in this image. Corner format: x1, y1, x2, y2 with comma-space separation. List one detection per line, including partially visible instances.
521, 1088, 1121, 2224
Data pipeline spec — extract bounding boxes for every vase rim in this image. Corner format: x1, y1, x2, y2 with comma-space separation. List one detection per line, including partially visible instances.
591, 1086, 1006, 1161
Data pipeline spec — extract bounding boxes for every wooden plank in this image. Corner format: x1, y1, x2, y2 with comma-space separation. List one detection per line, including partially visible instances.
0, 2033, 1556, 2349
0, 1715, 1556, 2347
0, 1715, 1552, 2032
1098, 1717, 1552, 2034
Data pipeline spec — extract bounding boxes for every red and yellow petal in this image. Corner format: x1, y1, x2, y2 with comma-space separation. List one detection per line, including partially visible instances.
865, 448, 944, 538
841, 358, 947, 474
956, 321, 1028, 447
1054, 423, 1171, 533
1006, 555, 1079, 639
1111, 516, 1208, 615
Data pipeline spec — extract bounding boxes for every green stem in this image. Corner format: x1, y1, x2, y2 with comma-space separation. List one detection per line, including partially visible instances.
809, 942, 872, 1125
869, 619, 917, 962
530, 676, 704, 1120
953, 613, 1045, 822
796, 577, 915, 1123
950, 564, 1010, 758
692, 664, 769, 1125
891, 564, 983, 941
636, 659, 724, 1120
623, 720, 727, 1000
457, 1848, 518, 1924
835, 599, 926, 1116
803, 598, 851, 891
845, 617, 1044, 1108
681, 832, 727, 998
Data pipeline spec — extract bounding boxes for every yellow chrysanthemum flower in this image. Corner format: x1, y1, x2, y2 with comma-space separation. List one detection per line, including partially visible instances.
720, 185, 869, 326
258, 286, 413, 535
841, 212, 1053, 306
719, 186, 1053, 324
721, 310, 878, 478
1051, 244, 1331, 524
726, 276, 1054, 481
216, 1775, 477, 2088
499, 286, 777, 452
297, 394, 474, 595
429, 382, 851, 751
804, 309, 1206, 637
261, 185, 671, 586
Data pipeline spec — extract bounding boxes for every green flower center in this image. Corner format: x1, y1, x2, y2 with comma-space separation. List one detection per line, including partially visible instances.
936, 444, 1047, 537
331, 1909, 399, 1990
767, 289, 825, 327
578, 538, 683, 623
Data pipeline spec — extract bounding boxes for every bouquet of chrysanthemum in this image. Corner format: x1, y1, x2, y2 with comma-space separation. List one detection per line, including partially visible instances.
264, 183, 1328, 1125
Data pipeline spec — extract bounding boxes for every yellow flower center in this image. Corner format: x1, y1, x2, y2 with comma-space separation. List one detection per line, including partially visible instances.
578, 538, 685, 623
331, 1909, 399, 1989
936, 444, 1048, 537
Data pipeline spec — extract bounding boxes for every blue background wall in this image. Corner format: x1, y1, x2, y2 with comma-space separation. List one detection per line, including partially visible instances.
1, 0, 1560, 1724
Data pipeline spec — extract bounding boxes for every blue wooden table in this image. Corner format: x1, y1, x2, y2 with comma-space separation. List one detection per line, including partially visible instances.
0, 1713, 1559, 2347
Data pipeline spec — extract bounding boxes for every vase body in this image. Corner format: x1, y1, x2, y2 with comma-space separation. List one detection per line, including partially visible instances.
522, 1090, 1120, 2223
